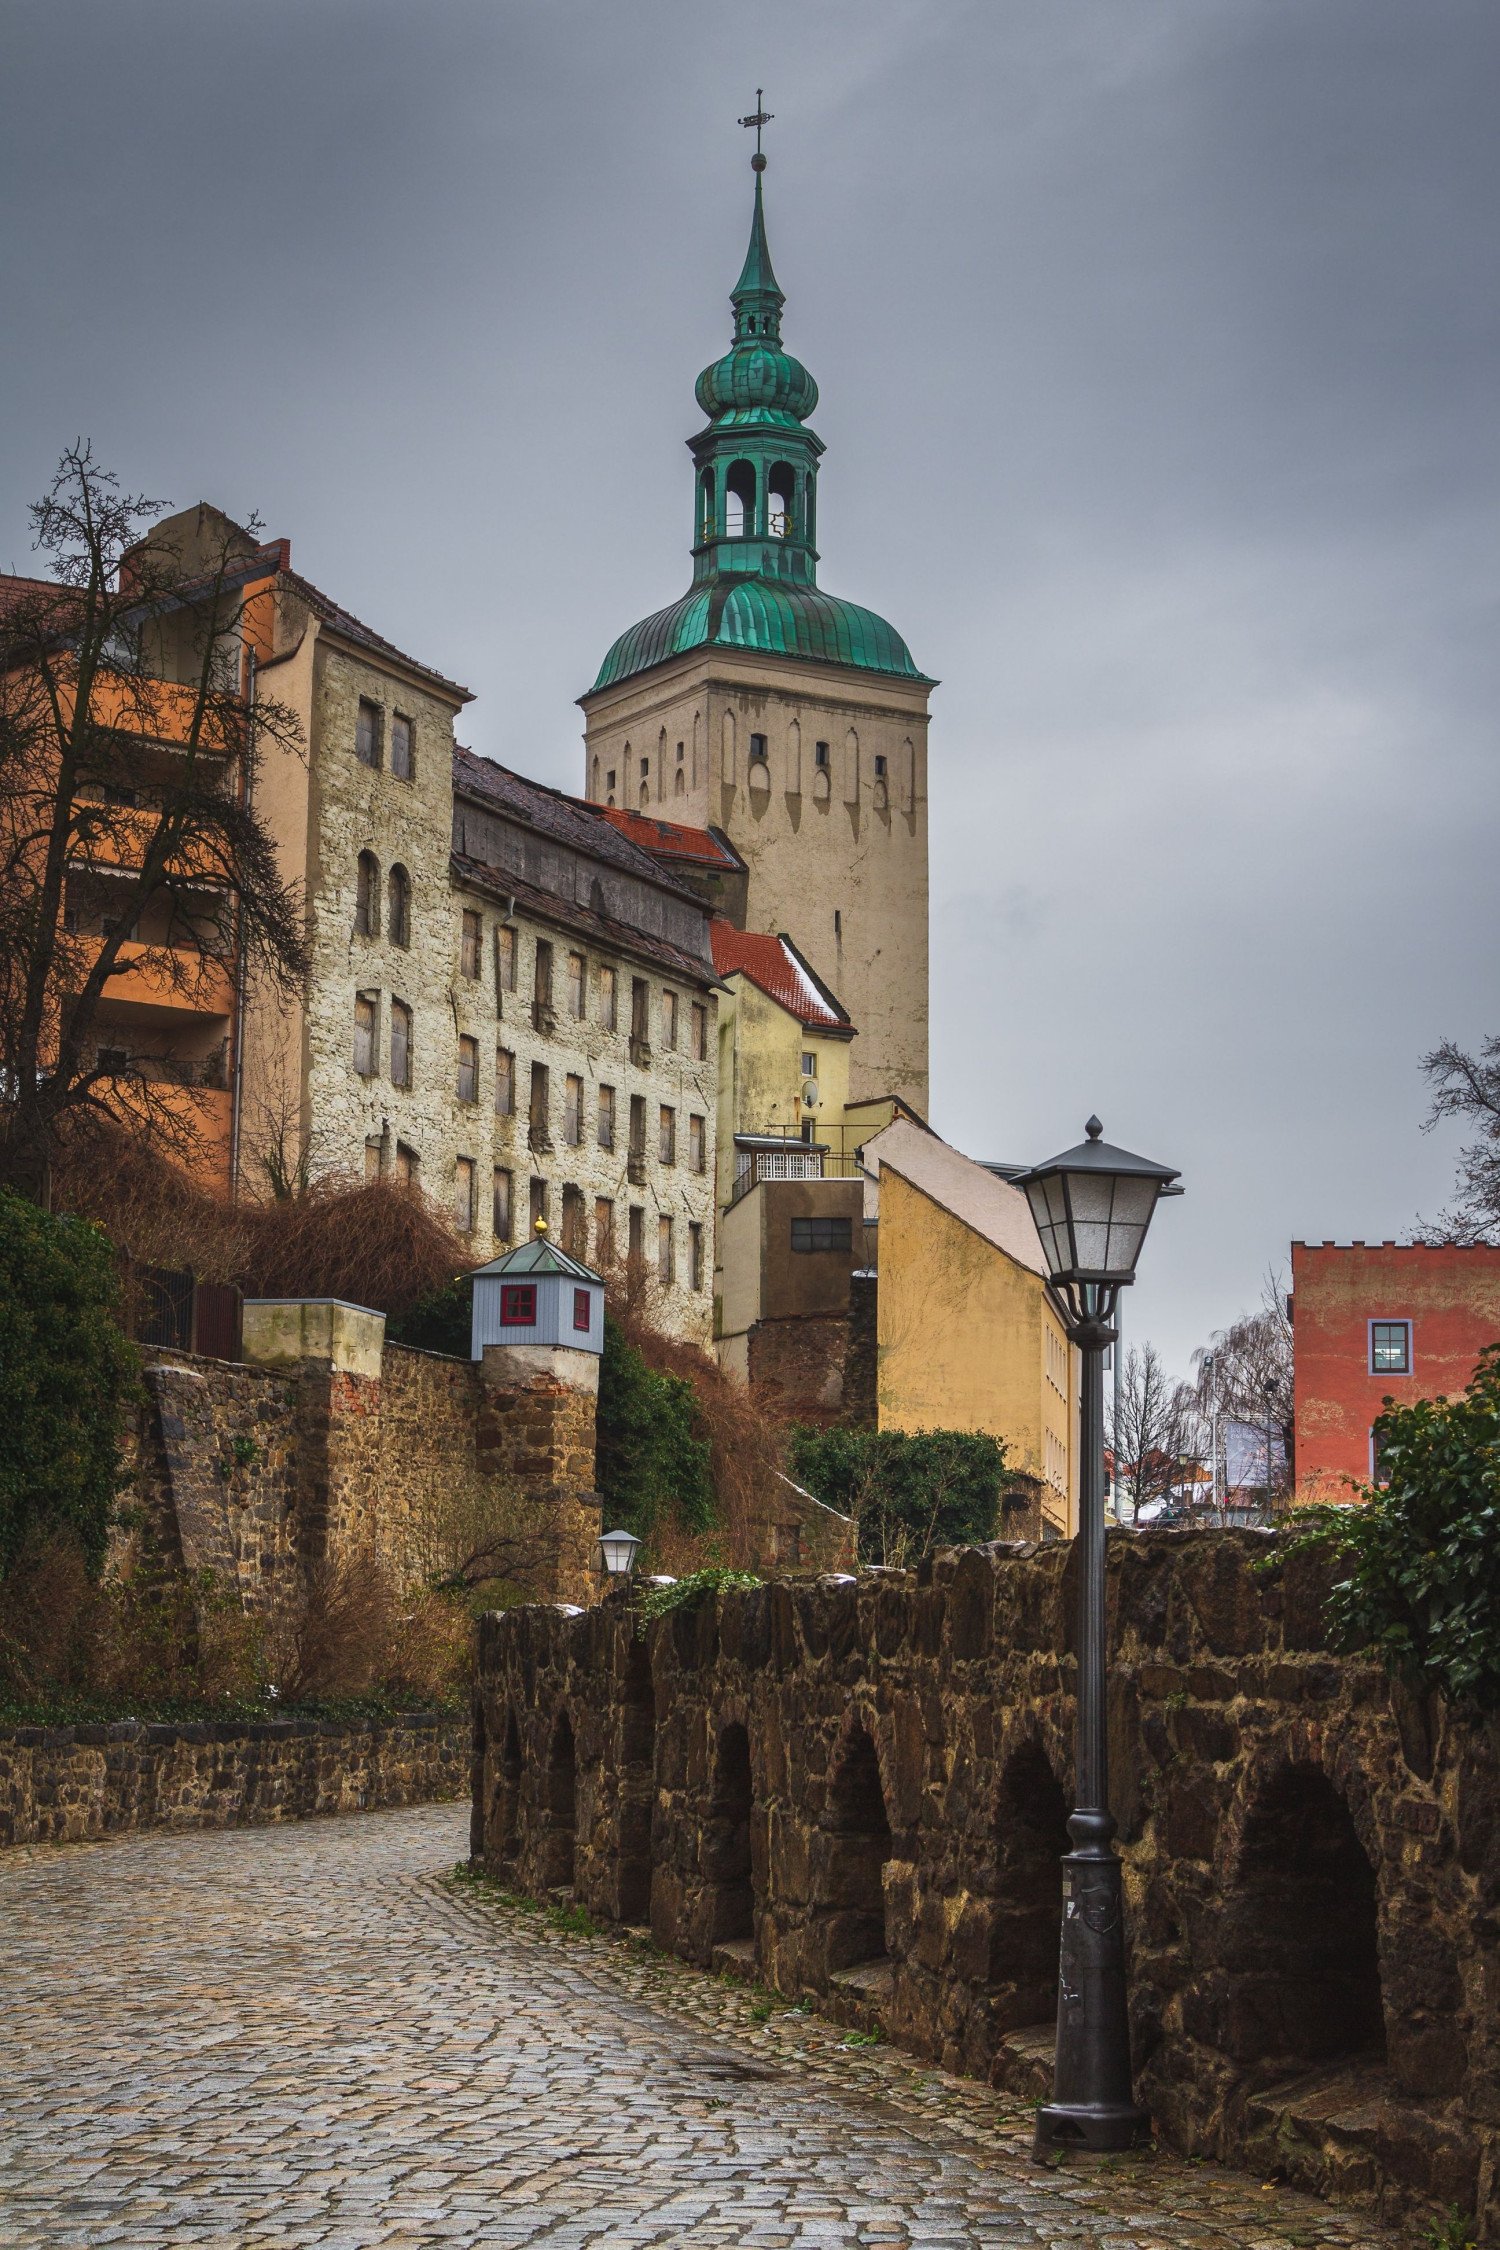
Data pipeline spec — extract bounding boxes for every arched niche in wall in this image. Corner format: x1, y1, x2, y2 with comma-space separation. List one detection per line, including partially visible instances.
844, 726, 860, 806
720, 707, 736, 788
902, 737, 917, 816
691, 709, 702, 788
786, 716, 802, 795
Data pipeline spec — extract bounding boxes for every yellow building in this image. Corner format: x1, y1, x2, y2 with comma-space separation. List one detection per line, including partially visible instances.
863, 1120, 1079, 1537
708, 921, 855, 1212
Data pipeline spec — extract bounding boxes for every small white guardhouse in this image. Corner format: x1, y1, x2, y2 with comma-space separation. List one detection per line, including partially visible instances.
470, 1227, 605, 1358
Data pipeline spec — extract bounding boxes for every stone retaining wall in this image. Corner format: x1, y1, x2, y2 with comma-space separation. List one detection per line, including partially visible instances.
473, 1532, 1500, 2242
0, 1711, 469, 1848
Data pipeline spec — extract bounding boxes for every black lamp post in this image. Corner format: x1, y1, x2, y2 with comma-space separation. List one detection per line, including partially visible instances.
1015, 1116, 1181, 2154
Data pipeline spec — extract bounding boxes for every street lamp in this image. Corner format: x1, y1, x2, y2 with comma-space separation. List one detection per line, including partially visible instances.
1014, 1116, 1181, 2154
596, 1527, 642, 1579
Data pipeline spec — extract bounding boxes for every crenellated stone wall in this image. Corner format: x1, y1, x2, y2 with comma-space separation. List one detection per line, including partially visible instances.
0, 1711, 467, 1848
473, 1532, 1500, 2242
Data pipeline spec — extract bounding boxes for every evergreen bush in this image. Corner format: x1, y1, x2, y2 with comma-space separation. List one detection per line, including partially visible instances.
788, 1425, 1007, 1565
0, 1191, 137, 1577
1279, 1343, 1500, 1707
596, 1314, 715, 1539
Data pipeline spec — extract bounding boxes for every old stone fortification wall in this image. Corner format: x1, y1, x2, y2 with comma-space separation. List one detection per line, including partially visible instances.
474, 1532, 1500, 2242
0, 1711, 467, 1848
127, 1333, 600, 1611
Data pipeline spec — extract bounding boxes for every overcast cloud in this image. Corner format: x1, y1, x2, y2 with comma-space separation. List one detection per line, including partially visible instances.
2, 0, 1495, 1372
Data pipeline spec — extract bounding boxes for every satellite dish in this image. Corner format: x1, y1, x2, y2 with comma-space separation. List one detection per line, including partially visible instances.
801, 1077, 820, 1109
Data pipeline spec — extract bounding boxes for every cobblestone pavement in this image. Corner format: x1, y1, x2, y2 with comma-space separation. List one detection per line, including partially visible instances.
0, 1804, 1400, 2249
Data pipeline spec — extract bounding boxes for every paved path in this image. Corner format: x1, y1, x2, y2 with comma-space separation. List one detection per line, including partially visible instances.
0, 1804, 1395, 2249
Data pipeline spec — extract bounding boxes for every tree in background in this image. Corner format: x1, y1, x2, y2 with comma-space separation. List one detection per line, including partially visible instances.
787, 1426, 1007, 1566
596, 1315, 715, 1545
1189, 1272, 1295, 1504
0, 1190, 136, 1579
1109, 1342, 1203, 1517
1419, 1034, 1500, 1245
0, 447, 308, 1197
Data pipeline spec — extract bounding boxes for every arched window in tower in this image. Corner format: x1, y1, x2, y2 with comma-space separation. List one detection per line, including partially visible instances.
354, 851, 379, 938
698, 468, 716, 543
725, 460, 756, 539
768, 463, 796, 540
591, 754, 600, 798
387, 863, 411, 949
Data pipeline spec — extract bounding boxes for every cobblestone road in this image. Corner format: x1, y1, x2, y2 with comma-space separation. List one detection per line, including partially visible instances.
0, 1805, 1399, 2249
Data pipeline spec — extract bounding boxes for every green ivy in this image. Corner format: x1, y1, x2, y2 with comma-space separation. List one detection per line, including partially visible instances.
0, 1191, 137, 1578
787, 1425, 1008, 1565
1276, 1343, 1500, 1707
596, 1316, 715, 1539
634, 1566, 761, 1635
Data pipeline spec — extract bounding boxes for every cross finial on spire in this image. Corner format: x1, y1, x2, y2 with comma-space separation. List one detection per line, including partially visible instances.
738, 88, 773, 172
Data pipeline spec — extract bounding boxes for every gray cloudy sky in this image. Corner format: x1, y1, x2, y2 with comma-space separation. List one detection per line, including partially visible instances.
2, 1, 1496, 1373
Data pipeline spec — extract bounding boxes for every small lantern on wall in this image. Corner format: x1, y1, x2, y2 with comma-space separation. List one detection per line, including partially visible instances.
596, 1527, 642, 1578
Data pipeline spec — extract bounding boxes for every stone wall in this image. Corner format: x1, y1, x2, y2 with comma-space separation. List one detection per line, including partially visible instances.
0, 1711, 467, 1848
474, 1532, 1500, 2242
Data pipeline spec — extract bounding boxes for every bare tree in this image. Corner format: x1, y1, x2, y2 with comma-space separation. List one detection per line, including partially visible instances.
1109, 1342, 1203, 1518
0, 446, 309, 1198
1417, 1034, 1500, 1245
1189, 1271, 1295, 1503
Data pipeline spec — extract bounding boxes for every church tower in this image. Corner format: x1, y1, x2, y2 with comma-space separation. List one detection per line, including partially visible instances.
579, 149, 934, 1115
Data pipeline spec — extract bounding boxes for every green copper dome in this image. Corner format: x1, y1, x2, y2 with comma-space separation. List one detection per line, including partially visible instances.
588, 167, 929, 696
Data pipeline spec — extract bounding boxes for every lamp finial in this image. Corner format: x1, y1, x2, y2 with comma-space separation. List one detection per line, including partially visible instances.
1086, 1115, 1103, 1141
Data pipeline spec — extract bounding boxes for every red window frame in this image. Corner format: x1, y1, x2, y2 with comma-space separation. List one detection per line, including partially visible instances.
573, 1287, 592, 1333
500, 1283, 537, 1327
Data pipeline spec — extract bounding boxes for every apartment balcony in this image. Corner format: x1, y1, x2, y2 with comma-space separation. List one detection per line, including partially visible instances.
60, 672, 244, 756
70, 806, 228, 882
728, 1129, 865, 1209
78, 936, 234, 1019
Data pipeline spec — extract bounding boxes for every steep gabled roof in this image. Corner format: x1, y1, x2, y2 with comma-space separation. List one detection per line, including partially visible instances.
862, 1119, 1048, 1279
452, 747, 709, 904
283, 569, 471, 703
594, 805, 745, 873
709, 919, 853, 1035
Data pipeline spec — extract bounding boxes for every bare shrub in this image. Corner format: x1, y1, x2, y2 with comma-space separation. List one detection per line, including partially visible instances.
237, 1177, 470, 1319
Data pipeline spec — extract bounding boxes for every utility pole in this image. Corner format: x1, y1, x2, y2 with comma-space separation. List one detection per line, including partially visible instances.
1204, 1351, 1219, 1524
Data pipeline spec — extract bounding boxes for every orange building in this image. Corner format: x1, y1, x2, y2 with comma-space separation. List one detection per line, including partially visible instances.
1291, 1240, 1500, 1498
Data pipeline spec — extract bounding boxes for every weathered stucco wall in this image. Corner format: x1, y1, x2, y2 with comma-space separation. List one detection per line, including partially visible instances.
0, 1711, 467, 1848
474, 1532, 1500, 2241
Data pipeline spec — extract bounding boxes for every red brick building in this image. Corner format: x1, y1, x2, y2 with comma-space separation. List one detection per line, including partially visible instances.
1291, 1240, 1500, 1498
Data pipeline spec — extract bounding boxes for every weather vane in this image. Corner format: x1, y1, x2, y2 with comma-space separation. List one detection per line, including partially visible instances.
738, 88, 773, 171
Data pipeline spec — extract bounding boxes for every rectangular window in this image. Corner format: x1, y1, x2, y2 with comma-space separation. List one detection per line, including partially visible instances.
391, 713, 414, 781
492, 1166, 513, 1243
628, 1205, 644, 1264
456, 1035, 478, 1104
567, 951, 586, 1018
561, 1183, 587, 1258
688, 1113, 706, 1174
564, 1073, 583, 1146
495, 1046, 515, 1116
814, 740, 830, 769
791, 1215, 853, 1253
356, 699, 382, 769
659, 1105, 676, 1165
690, 1001, 708, 1061
594, 1196, 615, 1264
873, 752, 887, 778
599, 964, 618, 1031
688, 1220, 704, 1291
353, 992, 377, 1077
364, 1141, 381, 1184
528, 1176, 548, 1234
1370, 1320, 1411, 1375
629, 1094, 646, 1158
658, 1215, 675, 1286
533, 940, 553, 1007
498, 924, 517, 991
390, 1000, 412, 1089
597, 1081, 616, 1150
749, 732, 768, 763
573, 1287, 592, 1334
661, 989, 678, 1049
630, 976, 649, 1055
529, 1061, 551, 1147
454, 1157, 475, 1232
395, 1142, 417, 1184
800, 1050, 816, 1077
500, 1282, 536, 1327
461, 909, 483, 980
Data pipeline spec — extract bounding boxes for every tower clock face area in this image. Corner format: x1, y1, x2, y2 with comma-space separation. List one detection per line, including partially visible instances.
580, 159, 933, 1118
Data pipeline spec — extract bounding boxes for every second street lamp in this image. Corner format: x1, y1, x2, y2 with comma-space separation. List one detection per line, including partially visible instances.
1015, 1116, 1181, 2154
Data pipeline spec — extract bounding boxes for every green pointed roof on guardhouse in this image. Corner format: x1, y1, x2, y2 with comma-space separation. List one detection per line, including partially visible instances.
590, 159, 930, 694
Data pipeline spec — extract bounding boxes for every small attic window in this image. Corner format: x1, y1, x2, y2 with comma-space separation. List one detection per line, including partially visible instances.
500, 1283, 537, 1326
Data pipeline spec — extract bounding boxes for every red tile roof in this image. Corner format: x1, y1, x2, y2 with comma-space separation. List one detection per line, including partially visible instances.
595, 805, 744, 871
710, 920, 853, 1034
